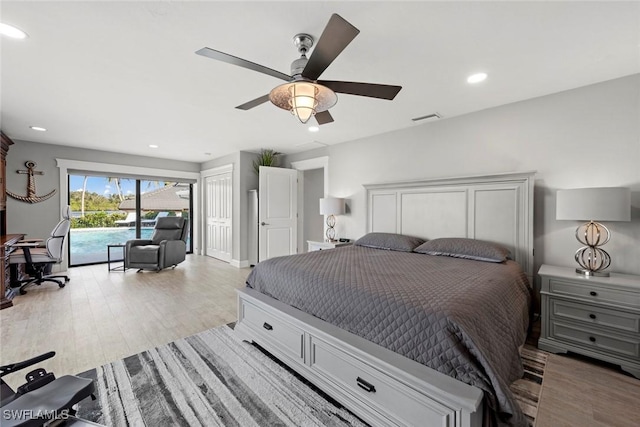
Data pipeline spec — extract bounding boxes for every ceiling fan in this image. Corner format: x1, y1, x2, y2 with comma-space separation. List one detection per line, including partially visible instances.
196, 14, 402, 125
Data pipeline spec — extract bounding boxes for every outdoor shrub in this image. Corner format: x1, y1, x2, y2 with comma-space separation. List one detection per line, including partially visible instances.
71, 212, 125, 229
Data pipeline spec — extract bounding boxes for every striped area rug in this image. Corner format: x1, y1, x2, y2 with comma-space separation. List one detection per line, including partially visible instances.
512, 344, 548, 426
76, 326, 365, 426
76, 325, 546, 426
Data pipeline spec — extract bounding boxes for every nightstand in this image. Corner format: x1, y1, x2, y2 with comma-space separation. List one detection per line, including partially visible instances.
307, 240, 352, 252
538, 264, 640, 378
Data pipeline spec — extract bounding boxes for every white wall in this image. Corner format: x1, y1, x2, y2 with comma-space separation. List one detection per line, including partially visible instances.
7, 75, 638, 279
7, 140, 199, 249
201, 151, 258, 265
303, 168, 325, 249
284, 75, 640, 284
7, 140, 258, 270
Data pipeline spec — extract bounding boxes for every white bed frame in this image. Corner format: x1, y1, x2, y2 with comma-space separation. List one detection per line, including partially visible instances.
235, 172, 535, 427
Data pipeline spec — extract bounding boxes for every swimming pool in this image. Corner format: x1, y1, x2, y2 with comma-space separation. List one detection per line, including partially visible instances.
69, 227, 189, 265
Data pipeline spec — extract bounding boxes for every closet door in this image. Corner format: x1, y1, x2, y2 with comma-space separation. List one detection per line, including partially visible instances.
205, 171, 232, 262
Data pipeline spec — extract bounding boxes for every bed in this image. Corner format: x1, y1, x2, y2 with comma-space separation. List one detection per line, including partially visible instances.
235, 172, 535, 427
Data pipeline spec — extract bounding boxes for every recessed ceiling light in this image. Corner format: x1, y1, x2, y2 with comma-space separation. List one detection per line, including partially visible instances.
467, 73, 488, 84
149, 144, 159, 148
0, 23, 28, 39
29, 126, 46, 132
308, 126, 320, 133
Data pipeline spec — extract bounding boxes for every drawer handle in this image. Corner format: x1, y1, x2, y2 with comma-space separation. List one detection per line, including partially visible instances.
263, 322, 273, 331
589, 336, 596, 342
356, 377, 376, 393
589, 291, 598, 297
589, 314, 597, 319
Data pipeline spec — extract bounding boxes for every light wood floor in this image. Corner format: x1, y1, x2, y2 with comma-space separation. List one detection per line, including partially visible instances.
1, 255, 639, 426
0, 255, 249, 390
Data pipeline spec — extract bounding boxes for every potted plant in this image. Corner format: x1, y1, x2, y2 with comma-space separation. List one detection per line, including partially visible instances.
253, 149, 282, 175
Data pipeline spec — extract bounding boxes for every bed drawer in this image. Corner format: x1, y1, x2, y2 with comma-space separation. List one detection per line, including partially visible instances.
240, 300, 304, 361
549, 320, 640, 360
549, 278, 640, 307
309, 335, 455, 427
550, 299, 640, 333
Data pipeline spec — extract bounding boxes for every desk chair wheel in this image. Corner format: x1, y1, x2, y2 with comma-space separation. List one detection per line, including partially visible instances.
59, 283, 65, 288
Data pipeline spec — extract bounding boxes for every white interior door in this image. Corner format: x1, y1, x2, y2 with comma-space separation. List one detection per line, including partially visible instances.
205, 171, 232, 262
259, 166, 298, 262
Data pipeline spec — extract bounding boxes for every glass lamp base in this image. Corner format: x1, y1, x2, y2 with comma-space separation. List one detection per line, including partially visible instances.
325, 214, 337, 242
574, 221, 612, 278
576, 268, 610, 278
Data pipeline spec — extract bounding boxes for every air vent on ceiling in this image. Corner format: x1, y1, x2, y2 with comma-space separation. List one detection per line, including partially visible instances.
295, 141, 329, 149
412, 113, 441, 122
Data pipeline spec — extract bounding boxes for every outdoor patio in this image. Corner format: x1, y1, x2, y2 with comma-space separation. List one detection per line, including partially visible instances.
69, 184, 190, 265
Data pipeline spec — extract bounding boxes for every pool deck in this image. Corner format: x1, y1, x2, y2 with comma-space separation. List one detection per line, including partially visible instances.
68, 227, 189, 266
71, 252, 112, 265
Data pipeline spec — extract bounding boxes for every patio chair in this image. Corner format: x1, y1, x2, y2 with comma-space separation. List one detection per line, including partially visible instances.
141, 211, 169, 227
9, 206, 71, 295
114, 212, 136, 226
125, 216, 188, 272
0, 351, 95, 427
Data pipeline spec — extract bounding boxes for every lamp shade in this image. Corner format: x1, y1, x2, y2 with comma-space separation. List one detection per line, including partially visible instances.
269, 81, 337, 124
556, 187, 630, 221
319, 197, 345, 216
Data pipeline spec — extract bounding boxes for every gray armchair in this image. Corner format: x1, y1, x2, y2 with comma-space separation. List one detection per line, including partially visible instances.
125, 216, 188, 272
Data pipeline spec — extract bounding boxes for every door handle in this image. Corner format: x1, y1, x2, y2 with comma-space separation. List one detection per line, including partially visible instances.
261, 222, 269, 226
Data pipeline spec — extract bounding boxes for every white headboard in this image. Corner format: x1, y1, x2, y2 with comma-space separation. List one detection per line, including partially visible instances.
364, 172, 535, 281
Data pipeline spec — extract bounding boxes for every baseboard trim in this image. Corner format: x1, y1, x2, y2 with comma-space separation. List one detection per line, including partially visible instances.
230, 259, 250, 268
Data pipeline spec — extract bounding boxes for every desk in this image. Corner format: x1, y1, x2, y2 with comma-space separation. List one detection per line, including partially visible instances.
107, 244, 127, 272
1, 233, 25, 309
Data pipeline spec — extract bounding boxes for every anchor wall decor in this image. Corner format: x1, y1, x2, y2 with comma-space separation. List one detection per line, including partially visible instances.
7, 161, 57, 203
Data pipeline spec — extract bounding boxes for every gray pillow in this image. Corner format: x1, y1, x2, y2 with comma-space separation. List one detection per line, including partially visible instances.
354, 232, 426, 252
413, 238, 510, 263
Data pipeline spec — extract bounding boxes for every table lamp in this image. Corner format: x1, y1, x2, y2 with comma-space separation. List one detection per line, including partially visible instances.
319, 197, 345, 242
556, 187, 630, 277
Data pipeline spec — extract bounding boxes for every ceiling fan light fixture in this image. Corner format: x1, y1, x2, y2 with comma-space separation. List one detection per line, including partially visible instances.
289, 82, 318, 123
269, 81, 337, 124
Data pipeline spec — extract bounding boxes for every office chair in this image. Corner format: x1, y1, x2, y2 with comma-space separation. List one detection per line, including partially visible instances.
9, 206, 71, 295
0, 351, 95, 427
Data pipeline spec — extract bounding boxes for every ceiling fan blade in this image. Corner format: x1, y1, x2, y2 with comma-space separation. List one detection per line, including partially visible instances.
315, 110, 334, 125
302, 14, 360, 80
319, 80, 402, 100
236, 94, 271, 110
196, 47, 291, 82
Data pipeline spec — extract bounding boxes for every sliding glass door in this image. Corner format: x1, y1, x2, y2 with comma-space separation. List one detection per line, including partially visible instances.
68, 174, 193, 266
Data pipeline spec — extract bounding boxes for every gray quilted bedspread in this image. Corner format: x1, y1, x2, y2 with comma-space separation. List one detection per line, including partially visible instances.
246, 245, 532, 427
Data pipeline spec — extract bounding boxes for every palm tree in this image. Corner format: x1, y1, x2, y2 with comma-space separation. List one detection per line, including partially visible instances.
144, 180, 171, 191
107, 177, 125, 202
81, 175, 88, 217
